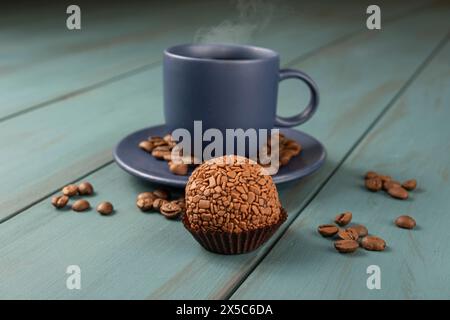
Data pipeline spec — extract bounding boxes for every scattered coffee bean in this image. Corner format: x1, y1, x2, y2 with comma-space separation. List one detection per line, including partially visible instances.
97, 202, 113, 215
72, 199, 90, 212
284, 139, 302, 155
337, 228, 359, 241
51, 195, 69, 209
334, 240, 359, 253
365, 177, 382, 191
160, 201, 182, 219
279, 154, 292, 166
163, 134, 178, 146
153, 188, 170, 200
363, 170, 418, 204
318, 224, 339, 237
361, 236, 386, 251
271, 135, 302, 167
162, 134, 171, 142
137, 192, 155, 202
387, 186, 408, 200
153, 198, 168, 211
402, 179, 417, 191
150, 136, 167, 147
335, 211, 352, 226
138, 140, 154, 153
137, 198, 153, 211
378, 175, 392, 183
169, 162, 188, 176
395, 215, 416, 229
78, 182, 94, 195
383, 180, 401, 191
142, 133, 302, 176
349, 224, 368, 237
365, 171, 378, 179
152, 146, 171, 160
173, 197, 186, 209
62, 184, 78, 197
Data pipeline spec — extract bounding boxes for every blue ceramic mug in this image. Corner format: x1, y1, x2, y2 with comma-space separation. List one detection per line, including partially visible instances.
164, 43, 319, 129
163, 44, 319, 156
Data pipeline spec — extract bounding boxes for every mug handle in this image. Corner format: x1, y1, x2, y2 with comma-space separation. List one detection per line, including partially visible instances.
274, 68, 319, 127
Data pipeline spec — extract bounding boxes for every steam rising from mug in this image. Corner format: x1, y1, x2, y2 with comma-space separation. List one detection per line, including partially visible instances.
194, 0, 277, 44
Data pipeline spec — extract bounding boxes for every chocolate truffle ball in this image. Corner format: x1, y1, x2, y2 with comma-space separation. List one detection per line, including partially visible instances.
185, 155, 282, 233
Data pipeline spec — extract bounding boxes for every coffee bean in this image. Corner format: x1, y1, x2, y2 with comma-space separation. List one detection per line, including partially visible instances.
149, 136, 167, 147
153, 198, 168, 211
137, 198, 153, 211
365, 177, 382, 191
170, 198, 186, 216
138, 140, 154, 152
263, 136, 302, 167
173, 197, 186, 211
383, 180, 401, 191
62, 184, 78, 197
334, 240, 359, 253
137, 192, 155, 202
365, 171, 378, 179
72, 199, 90, 212
97, 202, 113, 215
280, 148, 295, 157
337, 228, 359, 241
284, 140, 302, 155
78, 182, 94, 195
153, 188, 170, 200
317, 224, 339, 237
395, 215, 416, 229
349, 224, 368, 237
152, 146, 171, 160
163, 134, 174, 144
51, 195, 69, 209
280, 154, 292, 166
402, 179, 417, 191
169, 162, 188, 176
387, 186, 408, 200
378, 175, 392, 183
335, 211, 352, 226
361, 236, 386, 251
160, 201, 182, 219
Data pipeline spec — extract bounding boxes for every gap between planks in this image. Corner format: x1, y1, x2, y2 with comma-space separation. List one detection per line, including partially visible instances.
0, 61, 160, 124
0, 0, 438, 125
285, 0, 440, 68
222, 32, 450, 300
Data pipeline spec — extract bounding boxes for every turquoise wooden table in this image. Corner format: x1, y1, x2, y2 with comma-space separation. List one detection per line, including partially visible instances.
1, 0, 449, 299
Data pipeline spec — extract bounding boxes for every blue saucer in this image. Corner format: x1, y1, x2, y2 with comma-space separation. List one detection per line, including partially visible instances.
113, 125, 326, 187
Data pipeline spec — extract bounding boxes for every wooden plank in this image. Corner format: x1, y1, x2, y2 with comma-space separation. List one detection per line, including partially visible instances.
0, 0, 424, 221
232, 36, 450, 300
0, 0, 190, 70
0, 6, 448, 298
0, 0, 429, 68
0, 0, 235, 119
0, 0, 432, 120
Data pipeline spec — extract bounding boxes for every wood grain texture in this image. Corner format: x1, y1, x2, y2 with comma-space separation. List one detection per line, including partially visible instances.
0, 0, 431, 221
0, 0, 190, 71
232, 37, 450, 300
0, 0, 433, 120
0, 0, 234, 120
0, 5, 448, 298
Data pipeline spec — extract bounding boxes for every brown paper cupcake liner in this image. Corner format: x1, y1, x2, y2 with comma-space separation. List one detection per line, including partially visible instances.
182, 208, 288, 255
